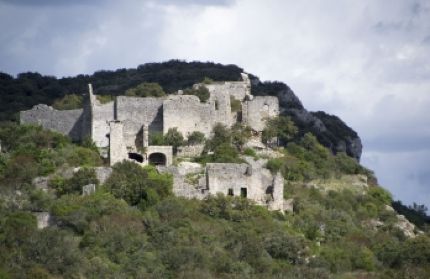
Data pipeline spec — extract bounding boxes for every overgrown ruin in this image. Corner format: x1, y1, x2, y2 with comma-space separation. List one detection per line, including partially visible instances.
20, 74, 289, 211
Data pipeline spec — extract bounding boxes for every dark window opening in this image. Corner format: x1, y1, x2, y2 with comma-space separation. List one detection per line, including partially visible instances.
265, 186, 273, 195
128, 153, 143, 163
228, 188, 234, 196
215, 100, 219, 110
240, 187, 247, 198
237, 111, 242, 122
148, 152, 166, 166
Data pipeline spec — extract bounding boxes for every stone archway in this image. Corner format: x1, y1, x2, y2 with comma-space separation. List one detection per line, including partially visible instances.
148, 152, 167, 166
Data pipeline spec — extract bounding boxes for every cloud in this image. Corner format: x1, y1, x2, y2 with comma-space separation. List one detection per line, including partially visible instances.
0, 0, 108, 7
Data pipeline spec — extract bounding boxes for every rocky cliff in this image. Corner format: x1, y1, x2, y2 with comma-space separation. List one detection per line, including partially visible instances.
251, 77, 362, 160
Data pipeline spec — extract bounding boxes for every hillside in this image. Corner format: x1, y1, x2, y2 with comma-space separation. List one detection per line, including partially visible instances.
0, 122, 429, 278
0, 60, 361, 160
0, 62, 429, 278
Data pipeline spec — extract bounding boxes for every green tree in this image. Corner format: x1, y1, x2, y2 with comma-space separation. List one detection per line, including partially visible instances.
262, 116, 298, 145
104, 162, 172, 209
164, 128, 184, 154
187, 131, 205, 145
149, 132, 165, 145
52, 94, 83, 110
125, 82, 165, 97
231, 123, 251, 151
207, 123, 231, 151
183, 86, 210, 103
50, 168, 98, 196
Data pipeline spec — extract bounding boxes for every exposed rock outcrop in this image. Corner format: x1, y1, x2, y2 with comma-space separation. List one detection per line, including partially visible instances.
250, 77, 362, 160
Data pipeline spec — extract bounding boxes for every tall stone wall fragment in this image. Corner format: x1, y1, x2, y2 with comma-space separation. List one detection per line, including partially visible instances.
163, 95, 214, 138
245, 96, 279, 131
109, 121, 127, 166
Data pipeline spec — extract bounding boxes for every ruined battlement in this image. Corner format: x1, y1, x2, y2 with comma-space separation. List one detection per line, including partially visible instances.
20, 73, 279, 167
20, 104, 86, 141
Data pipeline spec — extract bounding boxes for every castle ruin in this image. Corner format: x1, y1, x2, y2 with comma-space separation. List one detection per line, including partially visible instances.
21, 74, 288, 211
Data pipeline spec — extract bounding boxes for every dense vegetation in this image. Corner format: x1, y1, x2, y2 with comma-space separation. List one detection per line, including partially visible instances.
0, 123, 429, 278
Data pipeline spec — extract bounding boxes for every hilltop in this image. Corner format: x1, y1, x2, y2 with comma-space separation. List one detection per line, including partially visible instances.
0, 60, 361, 160
0, 61, 429, 278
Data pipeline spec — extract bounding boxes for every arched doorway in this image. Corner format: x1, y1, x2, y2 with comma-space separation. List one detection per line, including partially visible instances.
128, 153, 144, 163
148, 152, 166, 166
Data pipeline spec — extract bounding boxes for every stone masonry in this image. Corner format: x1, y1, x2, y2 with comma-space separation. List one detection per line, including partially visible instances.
20, 74, 279, 168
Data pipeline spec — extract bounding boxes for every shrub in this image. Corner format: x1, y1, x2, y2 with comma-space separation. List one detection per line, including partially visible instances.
263, 230, 308, 264
207, 123, 231, 150
262, 116, 298, 144
53, 168, 98, 196
243, 147, 257, 158
266, 158, 283, 174
368, 186, 392, 206
183, 86, 210, 103
52, 94, 83, 110
187, 131, 205, 145
149, 132, 165, 146
125, 82, 165, 97
231, 123, 251, 151
96, 94, 114, 104
164, 128, 184, 153
104, 162, 172, 209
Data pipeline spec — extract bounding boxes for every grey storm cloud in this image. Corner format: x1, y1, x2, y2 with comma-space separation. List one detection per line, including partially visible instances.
0, 0, 429, 207
0, 0, 233, 7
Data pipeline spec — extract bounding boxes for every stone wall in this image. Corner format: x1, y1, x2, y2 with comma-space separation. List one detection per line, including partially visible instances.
204, 75, 251, 102
176, 144, 205, 158
245, 96, 279, 131
20, 104, 85, 141
163, 95, 214, 138
91, 101, 114, 148
109, 121, 127, 166
206, 163, 251, 196
116, 96, 164, 148
207, 87, 233, 128
204, 158, 285, 210
158, 162, 207, 199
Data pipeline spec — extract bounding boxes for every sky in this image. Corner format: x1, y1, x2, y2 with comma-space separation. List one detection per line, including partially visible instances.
0, 0, 429, 209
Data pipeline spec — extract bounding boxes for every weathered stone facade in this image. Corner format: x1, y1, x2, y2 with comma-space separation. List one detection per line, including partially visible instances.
20, 74, 279, 168
20, 104, 85, 141
159, 157, 287, 211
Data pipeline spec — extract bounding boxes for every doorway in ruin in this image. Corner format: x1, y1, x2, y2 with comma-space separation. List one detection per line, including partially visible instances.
240, 187, 247, 198
148, 152, 167, 166
128, 153, 144, 163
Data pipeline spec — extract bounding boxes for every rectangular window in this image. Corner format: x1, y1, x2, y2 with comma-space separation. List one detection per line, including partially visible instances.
240, 188, 247, 198
228, 188, 234, 196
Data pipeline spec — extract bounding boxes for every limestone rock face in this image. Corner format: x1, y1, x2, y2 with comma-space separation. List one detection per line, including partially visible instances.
394, 215, 420, 238
289, 109, 362, 160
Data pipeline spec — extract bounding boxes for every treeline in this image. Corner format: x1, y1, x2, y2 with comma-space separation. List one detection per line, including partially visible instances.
0, 60, 243, 121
